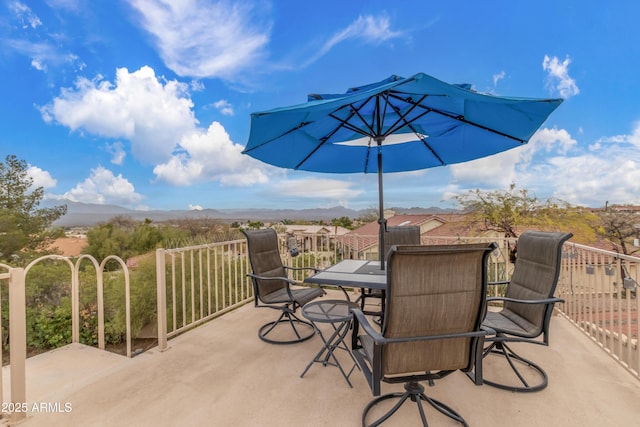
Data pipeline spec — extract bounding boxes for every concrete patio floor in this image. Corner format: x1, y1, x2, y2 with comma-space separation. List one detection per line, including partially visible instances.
4, 290, 640, 426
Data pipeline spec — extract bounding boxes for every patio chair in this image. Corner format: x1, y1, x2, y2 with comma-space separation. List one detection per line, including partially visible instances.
352, 243, 497, 427
243, 228, 325, 344
358, 226, 421, 317
473, 231, 573, 392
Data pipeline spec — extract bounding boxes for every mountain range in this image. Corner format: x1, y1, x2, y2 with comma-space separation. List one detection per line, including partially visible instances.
44, 201, 455, 227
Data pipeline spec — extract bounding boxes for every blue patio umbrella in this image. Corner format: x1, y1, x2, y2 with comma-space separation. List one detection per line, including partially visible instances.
243, 73, 563, 268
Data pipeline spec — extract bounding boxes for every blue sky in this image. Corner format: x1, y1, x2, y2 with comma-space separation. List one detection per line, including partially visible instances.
1, 1, 639, 212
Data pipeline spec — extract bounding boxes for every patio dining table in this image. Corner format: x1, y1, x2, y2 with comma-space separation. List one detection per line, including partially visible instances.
304, 259, 387, 291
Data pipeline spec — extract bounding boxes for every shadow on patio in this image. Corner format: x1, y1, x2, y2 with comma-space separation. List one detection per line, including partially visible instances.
7, 290, 640, 427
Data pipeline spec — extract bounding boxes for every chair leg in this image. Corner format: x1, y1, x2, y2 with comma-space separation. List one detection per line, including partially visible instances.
362, 381, 468, 427
482, 342, 549, 392
258, 308, 315, 345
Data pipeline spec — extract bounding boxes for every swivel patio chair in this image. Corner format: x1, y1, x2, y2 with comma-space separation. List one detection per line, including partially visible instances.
352, 242, 497, 426
358, 226, 420, 317
243, 228, 325, 344
473, 231, 573, 392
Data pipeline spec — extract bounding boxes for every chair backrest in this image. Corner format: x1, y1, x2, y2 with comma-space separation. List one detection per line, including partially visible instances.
242, 229, 287, 298
383, 226, 421, 260
504, 231, 573, 335
382, 243, 496, 375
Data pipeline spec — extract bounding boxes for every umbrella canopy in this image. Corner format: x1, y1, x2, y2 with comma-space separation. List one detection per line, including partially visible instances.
243, 72, 563, 266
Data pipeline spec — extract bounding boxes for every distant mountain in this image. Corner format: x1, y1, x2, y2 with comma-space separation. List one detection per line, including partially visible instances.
43, 200, 456, 227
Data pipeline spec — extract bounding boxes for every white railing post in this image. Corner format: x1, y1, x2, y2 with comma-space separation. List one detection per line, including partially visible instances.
156, 248, 168, 351
9, 267, 27, 423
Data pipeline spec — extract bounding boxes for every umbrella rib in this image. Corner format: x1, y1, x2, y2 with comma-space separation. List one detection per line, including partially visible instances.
382, 94, 429, 137
293, 100, 374, 170
389, 92, 527, 143
242, 119, 314, 154
383, 94, 446, 165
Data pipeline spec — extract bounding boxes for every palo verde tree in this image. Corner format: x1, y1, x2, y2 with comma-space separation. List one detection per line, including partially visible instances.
454, 182, 597, 242
595, 204, 640, 255
0, 155, 67, 264
454, 183, 542, 237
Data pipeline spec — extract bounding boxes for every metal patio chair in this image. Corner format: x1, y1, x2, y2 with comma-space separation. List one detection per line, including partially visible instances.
358, 226, 420, 317
352, 243, 497, 426
473, 231, 573, 392
243, 228, 325, 344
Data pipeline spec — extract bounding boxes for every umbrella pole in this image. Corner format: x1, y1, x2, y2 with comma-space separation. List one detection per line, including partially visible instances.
377, 148, 386, 270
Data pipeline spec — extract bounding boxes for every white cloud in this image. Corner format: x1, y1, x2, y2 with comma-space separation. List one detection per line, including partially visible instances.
41, 65, 264, 188
543, 55, 580, 98
521, 127, 577, 162
129, 0, 271, 79
9, 1, 42, 29
153, 121, 269, 186
272, 178, 364, 201
303, 14, 405, 67
40, 66, 198, 164
493, 70, 505, 87
449, 123, 640, 207
213, 99, 234, 116
58, 166, 144, 207
106, 141, 126, 165
44, 0, 82, 11
189, 204, 203, 210
596, 120, 640, 148
6, 2, 85, 73
544, 121, 640, 205
535, 154, 640, 206
450, 151, 520, 188
449, 127, 578, 191
27, 165, 57, 189
5, 39, 83, 73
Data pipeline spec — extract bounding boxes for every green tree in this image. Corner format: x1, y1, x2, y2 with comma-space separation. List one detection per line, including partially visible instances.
331, 216, 353, 229
84, 217, 167, 262
247, 220, 264, 229
0, 155, 67, 263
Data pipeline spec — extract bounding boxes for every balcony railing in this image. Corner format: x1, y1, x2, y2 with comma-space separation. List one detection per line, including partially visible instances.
1, 232, 638, 422
153, 232, 639, 381
557, 241, 638, 376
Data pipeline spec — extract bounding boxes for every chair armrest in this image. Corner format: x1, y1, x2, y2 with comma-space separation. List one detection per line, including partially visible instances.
284, 266, 320, 274
352, 308, 490, 345
487, 296, 565, 305
246, 273, 303, 302
246, 273, 296, 286
352, 308, 385, 343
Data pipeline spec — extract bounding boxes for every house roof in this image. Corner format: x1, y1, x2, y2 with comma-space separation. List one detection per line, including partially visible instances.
422, 213, 480, 237
341, 214, 447, 251
348, 214, 443, 236
281, 224, 350, 235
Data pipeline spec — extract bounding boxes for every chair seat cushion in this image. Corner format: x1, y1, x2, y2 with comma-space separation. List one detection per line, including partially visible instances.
262, 286, 324, 305
483, 309, 541, 338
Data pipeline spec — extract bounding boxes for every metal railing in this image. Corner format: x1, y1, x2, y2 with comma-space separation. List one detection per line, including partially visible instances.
155, 239, 253, 350
155, 233, 638, 380
557, 242, 638, 377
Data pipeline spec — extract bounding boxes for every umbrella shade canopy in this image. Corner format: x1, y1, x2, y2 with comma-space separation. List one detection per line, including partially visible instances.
243, 72, 563, 266
243, 73, 563, 174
